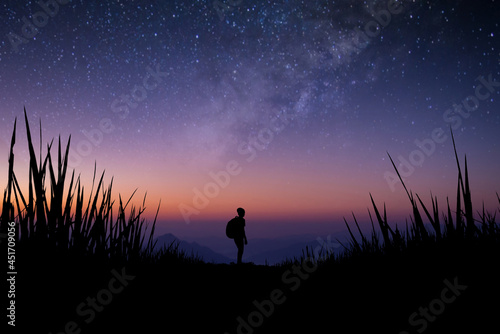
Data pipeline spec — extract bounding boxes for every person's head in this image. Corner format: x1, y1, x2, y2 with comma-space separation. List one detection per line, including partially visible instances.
237, 207, 245, 218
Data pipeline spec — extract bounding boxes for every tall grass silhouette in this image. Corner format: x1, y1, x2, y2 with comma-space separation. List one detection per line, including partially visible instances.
0, 108, 158, 263
338, 129, 499, 260
278, 129, 499, 270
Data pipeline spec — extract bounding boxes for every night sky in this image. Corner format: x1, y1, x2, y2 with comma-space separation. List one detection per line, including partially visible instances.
1, 0, 499, 238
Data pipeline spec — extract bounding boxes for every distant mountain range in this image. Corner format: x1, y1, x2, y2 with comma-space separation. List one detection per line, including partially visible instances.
154, 231, 350, 265
154, 233, 233, 263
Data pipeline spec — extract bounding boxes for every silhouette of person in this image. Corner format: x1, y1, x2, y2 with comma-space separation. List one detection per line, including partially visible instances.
233, 208, 248, 264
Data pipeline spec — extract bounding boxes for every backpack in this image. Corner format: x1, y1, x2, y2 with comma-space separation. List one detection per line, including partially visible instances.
226, 217, 238, 239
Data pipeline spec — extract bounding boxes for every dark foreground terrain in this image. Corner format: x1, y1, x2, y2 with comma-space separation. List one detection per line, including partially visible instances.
17, 240, 500, 334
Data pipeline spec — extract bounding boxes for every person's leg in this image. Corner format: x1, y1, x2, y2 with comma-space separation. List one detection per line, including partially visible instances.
237, 243, 244, 264
234, 238, 244, 264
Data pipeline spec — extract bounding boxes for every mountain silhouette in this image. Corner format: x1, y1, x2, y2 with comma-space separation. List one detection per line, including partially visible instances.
154, 233, 232, 263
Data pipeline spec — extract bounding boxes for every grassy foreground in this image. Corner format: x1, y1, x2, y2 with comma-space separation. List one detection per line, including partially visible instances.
1, 111, 499, 333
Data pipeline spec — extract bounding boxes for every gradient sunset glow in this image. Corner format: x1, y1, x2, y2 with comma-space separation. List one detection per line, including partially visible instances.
1, 0, 499, 239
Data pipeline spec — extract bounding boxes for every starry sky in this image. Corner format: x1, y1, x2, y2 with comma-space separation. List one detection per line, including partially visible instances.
0, 0, 499, 238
